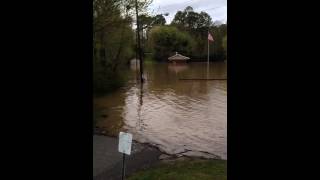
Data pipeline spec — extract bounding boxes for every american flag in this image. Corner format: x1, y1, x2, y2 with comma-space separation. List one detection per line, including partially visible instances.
208, 32, 214, 42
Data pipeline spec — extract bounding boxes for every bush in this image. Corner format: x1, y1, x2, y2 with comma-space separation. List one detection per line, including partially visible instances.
93, 66, 125, 95
93, 21, 134, 95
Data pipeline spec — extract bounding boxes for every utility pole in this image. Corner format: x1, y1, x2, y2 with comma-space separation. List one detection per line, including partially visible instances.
135, 0, 144, 83
135, 27, 139, 80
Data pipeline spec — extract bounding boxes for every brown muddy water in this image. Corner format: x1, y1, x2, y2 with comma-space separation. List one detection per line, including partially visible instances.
94, 60, 227, 159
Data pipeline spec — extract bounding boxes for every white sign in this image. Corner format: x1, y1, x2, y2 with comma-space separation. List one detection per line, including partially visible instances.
118, 132, 133, 155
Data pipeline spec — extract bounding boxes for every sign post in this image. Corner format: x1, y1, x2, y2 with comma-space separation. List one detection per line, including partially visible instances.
118, 132, 133, 180
122, 153, 126, 180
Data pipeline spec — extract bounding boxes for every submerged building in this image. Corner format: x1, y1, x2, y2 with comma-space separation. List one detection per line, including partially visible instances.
168, 52, 190, 63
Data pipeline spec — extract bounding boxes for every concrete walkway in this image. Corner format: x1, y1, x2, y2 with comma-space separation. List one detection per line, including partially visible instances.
93, 135, 162, 180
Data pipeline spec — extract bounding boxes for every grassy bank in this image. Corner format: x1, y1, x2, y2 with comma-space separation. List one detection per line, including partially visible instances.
128, 159, 227, 180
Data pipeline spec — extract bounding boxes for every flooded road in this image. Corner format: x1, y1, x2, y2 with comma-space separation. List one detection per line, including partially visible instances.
94, 61, 227, 159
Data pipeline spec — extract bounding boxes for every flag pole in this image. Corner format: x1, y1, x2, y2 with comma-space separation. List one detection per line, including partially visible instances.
207, 31, 210, 66
207, 31, 210, 79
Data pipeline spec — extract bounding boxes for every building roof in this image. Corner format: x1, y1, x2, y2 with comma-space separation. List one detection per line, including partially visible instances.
168, 52, 190, 61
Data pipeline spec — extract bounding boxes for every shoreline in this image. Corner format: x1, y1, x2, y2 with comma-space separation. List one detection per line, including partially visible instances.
94, 127, 223, 160
93, 134, 226, 179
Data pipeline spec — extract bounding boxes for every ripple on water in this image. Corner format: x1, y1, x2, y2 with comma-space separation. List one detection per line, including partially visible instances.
97, 62, 227, 159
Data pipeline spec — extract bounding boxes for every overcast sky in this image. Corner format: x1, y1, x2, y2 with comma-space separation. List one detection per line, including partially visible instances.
148, 0, 227, 24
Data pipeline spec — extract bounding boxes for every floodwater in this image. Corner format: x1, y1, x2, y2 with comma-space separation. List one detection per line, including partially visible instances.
94, 60, 227, 159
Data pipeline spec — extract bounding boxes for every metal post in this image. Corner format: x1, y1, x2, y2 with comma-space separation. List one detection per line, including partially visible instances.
207, 31, 210, 79
208, 31, 210, 66
122, 153, 126, 180
135, 0, 144, 83
213, 39, 214, 61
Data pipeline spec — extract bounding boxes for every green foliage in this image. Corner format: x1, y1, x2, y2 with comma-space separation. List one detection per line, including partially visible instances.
153, 14, 166, 25
222, 35, 227, 56
93, 0, 151, 94
139, 13, 166, 29
171, 6, 212, 31
128, 159, 227, 180
208, 24, 227, 60
93, 61, 125, 94
139, 14, 154, 29
139, 13, 167, 54
149, 26, 194, 61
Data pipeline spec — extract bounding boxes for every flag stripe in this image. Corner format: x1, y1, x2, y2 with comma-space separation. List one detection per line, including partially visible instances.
208, 33, 214, 41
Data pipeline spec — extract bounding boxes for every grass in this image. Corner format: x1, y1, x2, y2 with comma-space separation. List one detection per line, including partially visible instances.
128, 159, 227, 180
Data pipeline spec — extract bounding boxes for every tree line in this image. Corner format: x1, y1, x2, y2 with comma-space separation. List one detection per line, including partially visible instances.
145, 6, 227, 61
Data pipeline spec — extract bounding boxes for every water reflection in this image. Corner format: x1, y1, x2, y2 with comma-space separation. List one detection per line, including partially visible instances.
135, 82, 145, 132
168, 63, 189, 74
